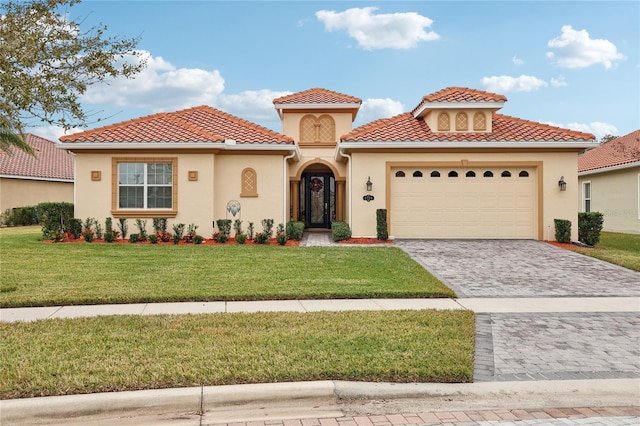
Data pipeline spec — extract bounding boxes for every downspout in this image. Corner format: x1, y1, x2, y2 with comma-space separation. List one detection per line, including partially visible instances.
283, 150, 297, 226
337, 148, 352, 230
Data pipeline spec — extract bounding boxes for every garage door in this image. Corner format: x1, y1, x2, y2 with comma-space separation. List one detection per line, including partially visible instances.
390, 166, 537, 239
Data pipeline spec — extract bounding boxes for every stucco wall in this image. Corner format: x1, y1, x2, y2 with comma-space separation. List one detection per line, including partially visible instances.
578, 167, 640, 234
349, 151, 579, 240
0, 178, 73, 212
73, 152, 285, 238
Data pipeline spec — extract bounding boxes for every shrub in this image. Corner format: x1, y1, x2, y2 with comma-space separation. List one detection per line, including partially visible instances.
129, 233, 139, 243
233, 219, 243, 236
247, 222, 255, 240
376, 209, 388, 241
331, 221, 351, 242
172, 234, 181, 245
276, 223, 287, 245
118, 218, 129, 240
254, 232, 269, 244
4, 206, 36, 226
135, 219, 147, 242
153, 218, 168, 234
216, 219, 232, 238
105, 217, 113, 234
286, 220, 305, 241
104, 231, 115, 243
94, 222, 103, 240
261, 219, 274, 238
184, 223, 199, 243
235, 233, 247, 244
578, 212, 604, 246
148, 234, 159, 244
172, 223, 185, 241
553, 219, 571, 243
83, 229, 94, 243
67, 218, 83, 239
193, 235, 204, 244
35, 202, 74, 239
217, 233, 229, 243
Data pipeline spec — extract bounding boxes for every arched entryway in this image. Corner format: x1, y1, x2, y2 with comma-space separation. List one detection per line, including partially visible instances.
292, 162, 345, 229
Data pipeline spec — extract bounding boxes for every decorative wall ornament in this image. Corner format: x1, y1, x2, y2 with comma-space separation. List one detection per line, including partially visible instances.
226, 200, 241, 217
363, 195, 375, 202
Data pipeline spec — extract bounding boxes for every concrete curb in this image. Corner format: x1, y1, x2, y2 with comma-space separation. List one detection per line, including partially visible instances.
2, 379, 639, 424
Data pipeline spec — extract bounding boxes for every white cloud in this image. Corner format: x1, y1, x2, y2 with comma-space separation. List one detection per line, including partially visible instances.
550, 75, 568, 87
355, 98, 404, 126
27, 125, 83, 142
545, 121, 618, 139
82, 50, 225, 111
546, 25, 624, 69
316, 7, 439, 50
512, 56, 524, 66
218, 89, 292, 128
481, 75, 548, 93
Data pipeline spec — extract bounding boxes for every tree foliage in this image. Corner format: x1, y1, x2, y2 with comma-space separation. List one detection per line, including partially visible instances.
599, 134, 618, 144
0, 0, 145, 153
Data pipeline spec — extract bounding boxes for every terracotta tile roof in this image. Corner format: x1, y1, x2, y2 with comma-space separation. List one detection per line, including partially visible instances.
578, 129, 640, 172
0, 134, 74, 180
60, 105, 293, 144
341, 112, 595, 142
412, 87, 507, 115
273, 88, 361, 105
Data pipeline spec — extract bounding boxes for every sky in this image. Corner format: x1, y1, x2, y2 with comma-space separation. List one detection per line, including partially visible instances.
27, 0, 640, 142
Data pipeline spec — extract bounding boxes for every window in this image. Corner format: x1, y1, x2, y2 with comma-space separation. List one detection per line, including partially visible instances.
518, 170, 529, 177
473, 112, 486, 131
118, 161, 173, 209
241, 168, 258, 197
412, 171, 423, 178
437, 112, 450, 131
395, 170, 406, 177
448, 171, 458, 178
583, 181, 591, 212
456, 112, 468, 131
501, 171, 512, 178
483, 171, 493, 178
465, 171, 476, 178
430, 171, 441, 178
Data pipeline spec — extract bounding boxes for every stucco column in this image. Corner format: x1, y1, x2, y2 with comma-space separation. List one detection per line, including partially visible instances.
336, 180, 345, 222
291, 180, 300, 221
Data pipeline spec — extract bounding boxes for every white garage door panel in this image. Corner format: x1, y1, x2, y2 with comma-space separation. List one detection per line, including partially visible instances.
390, 167, 536, 239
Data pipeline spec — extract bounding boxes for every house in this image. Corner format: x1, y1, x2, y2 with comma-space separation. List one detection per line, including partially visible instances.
58, 87, 597, 241
0, 133, 74, 214
578, 130, 640, 234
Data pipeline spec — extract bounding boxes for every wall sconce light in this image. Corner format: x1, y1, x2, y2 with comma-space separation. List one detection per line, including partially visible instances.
366, 176, 372, 192
558, 176, 566, 191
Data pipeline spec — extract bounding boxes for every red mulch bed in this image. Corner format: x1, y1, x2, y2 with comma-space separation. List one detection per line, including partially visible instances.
337, 237, 393, 244
44, 237, 300, 246
544, 240, 590, 250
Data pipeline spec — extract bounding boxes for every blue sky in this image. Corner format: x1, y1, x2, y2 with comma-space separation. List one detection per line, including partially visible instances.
31, 1, 639, 141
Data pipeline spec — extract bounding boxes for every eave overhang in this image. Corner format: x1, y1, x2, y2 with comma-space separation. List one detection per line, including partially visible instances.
412, 101, 505, 118
579, 160, 640, 176
274, 102, 361, 121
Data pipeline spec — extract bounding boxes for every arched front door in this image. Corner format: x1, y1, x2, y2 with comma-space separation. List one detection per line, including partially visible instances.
300, 172, 335, 228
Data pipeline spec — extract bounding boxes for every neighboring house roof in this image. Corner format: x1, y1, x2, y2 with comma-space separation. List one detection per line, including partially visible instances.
59, 105, 294, 144
342, 112, 595, 142
0, 134, 74, 181
578, 129, 640, 173
273, 88, 362, 105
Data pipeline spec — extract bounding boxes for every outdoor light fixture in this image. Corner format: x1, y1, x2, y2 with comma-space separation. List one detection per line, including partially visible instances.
366, 176, 373, 191
558, 176, 567, 191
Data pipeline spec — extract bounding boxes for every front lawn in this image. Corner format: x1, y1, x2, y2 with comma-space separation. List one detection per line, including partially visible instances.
0, 227, 455, 307
0, 310, 475, 399
571, 232, 640, 272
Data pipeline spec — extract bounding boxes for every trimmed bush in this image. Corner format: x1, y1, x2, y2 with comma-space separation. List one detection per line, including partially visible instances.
67, 218, 82, 239
193, 235, 204, 244
553, 219, 572, 243
376, 209, 388, 241
148, 234, 159, 244
118, 218, 128, 240
331, 221, 352, 242
578, 212, 604, 246
4, 206, 37, 226
235, 233, 247, 244
286, 220, 305, 241
129, 233, 139, 243
35, 202, 74, 238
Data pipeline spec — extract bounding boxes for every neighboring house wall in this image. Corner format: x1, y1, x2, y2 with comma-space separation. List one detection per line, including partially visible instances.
578, 167, 640, 234
73, 152, 285, 236
0, 178, 73, 212
350, 151, 579, 240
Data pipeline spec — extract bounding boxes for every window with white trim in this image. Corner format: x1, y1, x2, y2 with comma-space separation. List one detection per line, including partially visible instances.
118, 162, 173, 209
582, 181, 591, 212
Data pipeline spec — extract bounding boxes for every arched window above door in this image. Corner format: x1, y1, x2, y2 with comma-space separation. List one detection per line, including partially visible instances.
300, 114, 335, 144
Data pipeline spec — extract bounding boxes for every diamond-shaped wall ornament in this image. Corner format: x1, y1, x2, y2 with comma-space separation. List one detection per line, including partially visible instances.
226, 200, 241, 218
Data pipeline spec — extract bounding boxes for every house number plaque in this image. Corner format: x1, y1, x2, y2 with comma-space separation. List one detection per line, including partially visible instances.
362, 195, 375, 202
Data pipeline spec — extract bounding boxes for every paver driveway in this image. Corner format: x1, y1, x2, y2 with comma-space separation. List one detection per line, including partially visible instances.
395, 239, 640, 298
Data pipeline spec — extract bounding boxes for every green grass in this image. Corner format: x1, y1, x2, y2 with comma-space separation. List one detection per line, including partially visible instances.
0, 310, 475, 399
0, 226, 455, 307
571, 232, 640, 272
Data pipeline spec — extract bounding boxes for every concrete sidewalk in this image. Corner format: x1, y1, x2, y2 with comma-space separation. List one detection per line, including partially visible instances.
2, 296, 639, 322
